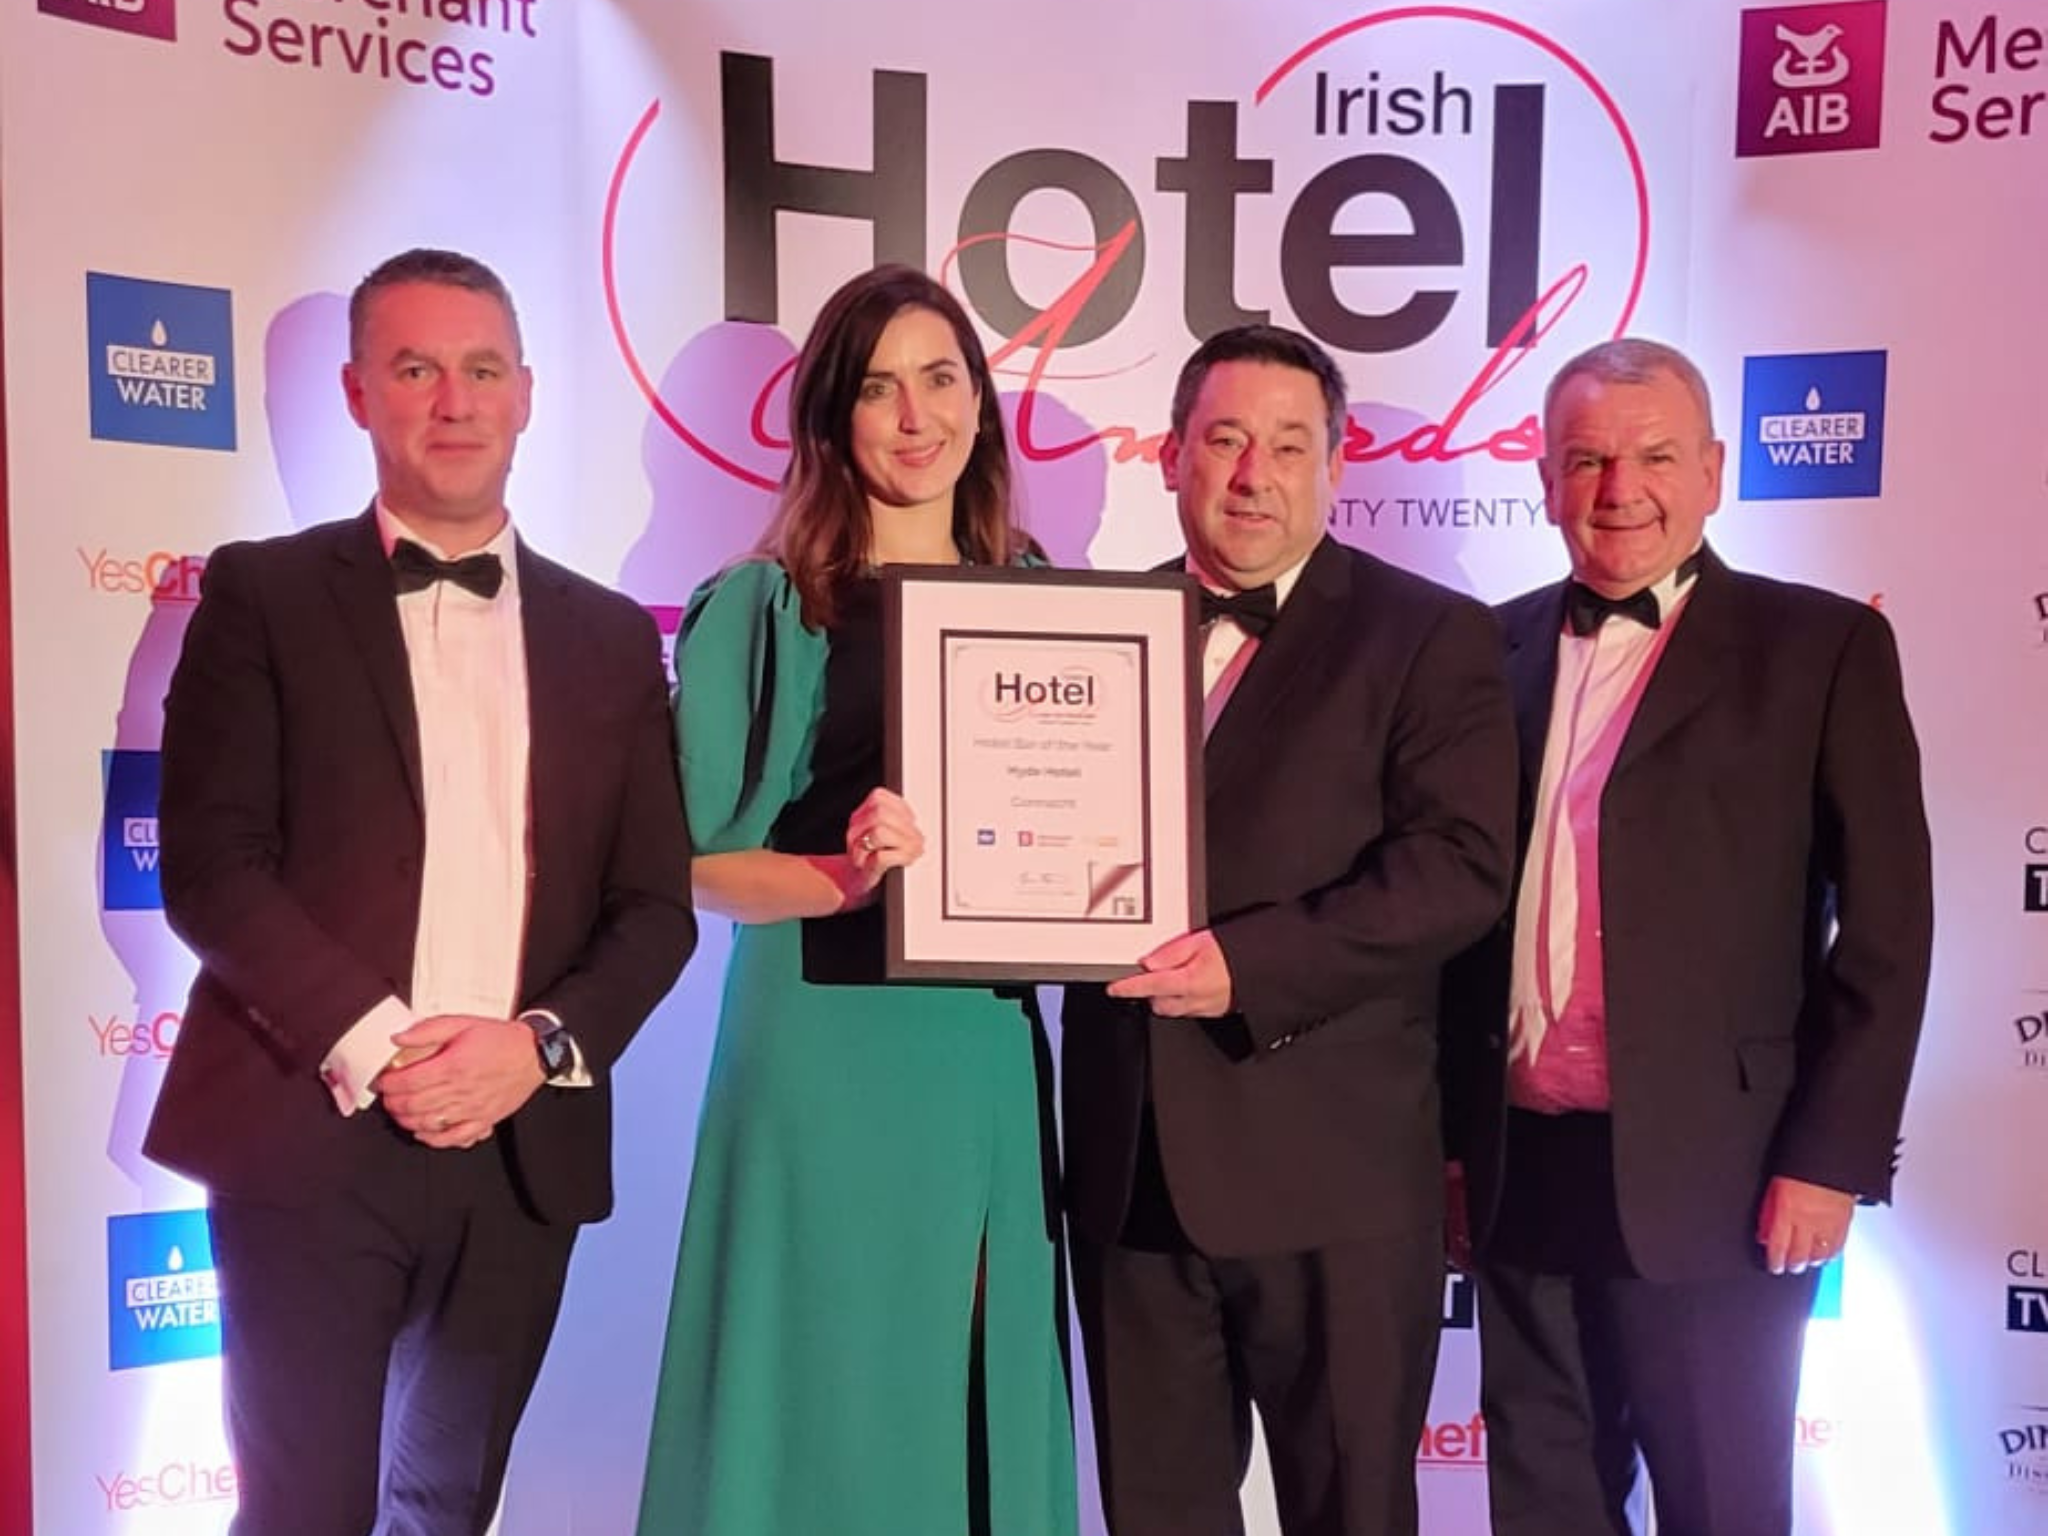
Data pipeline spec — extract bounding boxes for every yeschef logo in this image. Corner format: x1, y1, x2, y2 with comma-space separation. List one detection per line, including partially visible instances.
1739, 350, 1886, 500
1735, 2, 1887, 156
98, 1457, 238, 1513
102, 749, 162, 912
2025, 826, 2048, 914
87, 273, 236, 451
2008, 1247, 2048, 1333
79, 545, 206, 602
1999, 1406, 2048, 1497
91, 1009, 181, 1060
1416, 1412, 1486, 1470
38, 0, 175, 43
1797, 1414, 1841, 1452
107, 1209, 220, 1369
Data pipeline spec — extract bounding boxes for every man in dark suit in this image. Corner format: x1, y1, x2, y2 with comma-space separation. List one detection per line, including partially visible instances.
1062, 325, 1519, 1536
1442, 338, 1933, 1536
143, 248, 695, 1535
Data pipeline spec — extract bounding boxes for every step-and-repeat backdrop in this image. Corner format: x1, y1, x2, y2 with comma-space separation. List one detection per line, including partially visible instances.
2, 1, 2043, 1531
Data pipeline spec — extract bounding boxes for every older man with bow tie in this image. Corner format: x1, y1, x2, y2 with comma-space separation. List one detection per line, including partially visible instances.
1443, 337, 1934, 1536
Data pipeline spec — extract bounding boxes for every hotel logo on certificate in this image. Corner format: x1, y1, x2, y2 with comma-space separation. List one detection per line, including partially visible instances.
942, 636, 1150, 923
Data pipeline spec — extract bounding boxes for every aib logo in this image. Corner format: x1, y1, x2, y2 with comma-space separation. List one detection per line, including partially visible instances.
86, 272, 237, 451
1735, 2, 1886, 157
1739, 350, 1886, 501
38, 0, 175, 43
107, 1209, 219, 1370
102, 749, 162, 911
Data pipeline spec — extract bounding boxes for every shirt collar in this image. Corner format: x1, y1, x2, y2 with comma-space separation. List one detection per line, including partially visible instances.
1639, 542, 1704, 624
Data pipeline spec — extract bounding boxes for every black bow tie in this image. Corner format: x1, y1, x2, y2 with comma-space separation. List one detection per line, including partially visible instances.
1563, 581, 1660, 637
391, 539, 504, 600
1199, 583, 1279, 638
1562, 551, 1704, 638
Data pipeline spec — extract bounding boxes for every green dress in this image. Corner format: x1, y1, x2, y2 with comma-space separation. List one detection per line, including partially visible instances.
637, 560, 1078, 1536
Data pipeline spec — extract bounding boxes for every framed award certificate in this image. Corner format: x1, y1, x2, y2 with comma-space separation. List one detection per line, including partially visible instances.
881, 566, 1205, 981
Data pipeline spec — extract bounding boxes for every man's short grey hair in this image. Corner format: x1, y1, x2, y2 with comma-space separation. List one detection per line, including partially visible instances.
1542, 338, 1716, 439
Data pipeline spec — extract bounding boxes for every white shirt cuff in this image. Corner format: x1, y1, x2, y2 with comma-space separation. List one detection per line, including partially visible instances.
319, 996, 415, 1116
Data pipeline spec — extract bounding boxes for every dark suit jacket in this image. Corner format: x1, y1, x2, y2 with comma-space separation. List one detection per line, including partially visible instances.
1443, 547, 1933, 1280
1063, 536, 1518, 1257
143, 510, 695, 1226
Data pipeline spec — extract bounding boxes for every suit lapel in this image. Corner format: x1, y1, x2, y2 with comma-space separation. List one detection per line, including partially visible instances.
1502, 586, 1565, 809
1201, 537, 1348, 802
517, 541, 577, 859
328, 508, 425, 810
1612, 549, 1740, 775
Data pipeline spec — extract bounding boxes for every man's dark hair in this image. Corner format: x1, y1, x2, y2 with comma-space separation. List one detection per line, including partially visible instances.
1168, 324, 1349, 449
347, 248, 521, 360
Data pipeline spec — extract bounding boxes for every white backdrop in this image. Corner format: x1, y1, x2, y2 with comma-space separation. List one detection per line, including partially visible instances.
3, 1, 2044, 1532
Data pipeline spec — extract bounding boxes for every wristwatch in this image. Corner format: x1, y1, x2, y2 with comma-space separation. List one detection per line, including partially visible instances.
522, 1012, 578, 1084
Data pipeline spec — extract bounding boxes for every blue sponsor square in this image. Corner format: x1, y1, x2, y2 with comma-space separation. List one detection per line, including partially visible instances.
107, 1209, 221, 1370
86, 272, 237, 451
1739, 350, 1885, 501
102, 748, 162, 911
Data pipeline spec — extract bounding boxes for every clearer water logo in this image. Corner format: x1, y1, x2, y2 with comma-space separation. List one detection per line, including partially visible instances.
102, 749, 163, 912
107, 1209, 220, 1369
87, 273, 236, 451
1739, 350, 1886, 500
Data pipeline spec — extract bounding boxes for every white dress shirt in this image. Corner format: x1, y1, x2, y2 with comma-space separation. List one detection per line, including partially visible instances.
1192, 553, 1310, 733
319, 505, 532, 1113
1506, 557, 1700, 1113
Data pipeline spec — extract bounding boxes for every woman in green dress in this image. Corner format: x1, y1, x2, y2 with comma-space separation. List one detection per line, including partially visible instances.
636, 266, 1078, 1536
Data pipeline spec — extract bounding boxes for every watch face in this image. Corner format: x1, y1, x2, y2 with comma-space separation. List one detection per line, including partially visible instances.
538, 1029, 573, 1078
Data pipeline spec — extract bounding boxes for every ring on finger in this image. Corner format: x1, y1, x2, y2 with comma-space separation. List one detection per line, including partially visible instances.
859, 832, 876, 854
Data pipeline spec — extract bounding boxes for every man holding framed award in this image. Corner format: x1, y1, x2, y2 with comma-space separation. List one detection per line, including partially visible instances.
1061, 324, 1519, 1536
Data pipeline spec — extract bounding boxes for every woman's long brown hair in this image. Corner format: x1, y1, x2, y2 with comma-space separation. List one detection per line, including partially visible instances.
757, 265, 1023, 629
